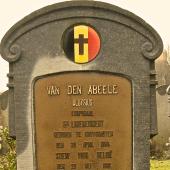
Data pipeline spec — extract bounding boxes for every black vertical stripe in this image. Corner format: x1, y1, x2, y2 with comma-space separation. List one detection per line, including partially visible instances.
63, 28, 74, 61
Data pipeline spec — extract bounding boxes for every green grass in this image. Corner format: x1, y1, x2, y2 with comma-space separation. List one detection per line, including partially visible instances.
0, 128, 16, 170
150, 160, 170, 170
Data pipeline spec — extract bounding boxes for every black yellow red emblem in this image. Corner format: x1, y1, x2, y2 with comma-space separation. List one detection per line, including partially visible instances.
63, 25, 100, 63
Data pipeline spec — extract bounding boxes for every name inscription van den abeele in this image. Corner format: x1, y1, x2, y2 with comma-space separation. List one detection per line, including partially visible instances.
47, 84, 118, 95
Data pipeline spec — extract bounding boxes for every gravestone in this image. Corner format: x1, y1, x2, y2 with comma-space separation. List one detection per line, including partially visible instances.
0, 1, 163, 170
0, 91, 8, 127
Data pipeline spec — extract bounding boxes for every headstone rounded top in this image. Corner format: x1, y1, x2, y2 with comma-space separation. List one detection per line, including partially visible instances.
0, 0, 163, 62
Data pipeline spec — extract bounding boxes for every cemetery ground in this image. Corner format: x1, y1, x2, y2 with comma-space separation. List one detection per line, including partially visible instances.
0, 128, 16, 170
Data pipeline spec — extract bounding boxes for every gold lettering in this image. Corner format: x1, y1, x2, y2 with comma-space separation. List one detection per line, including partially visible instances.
97, 151, 112, 159
101, 141, 110, 147
47, 86, 60, 96
112, 85, 118, 94
88, 85, 118, 95
83, 142, 94, 148
71, 120, 104, 128
56, 153, 70, 159
73, 98, 93, 107
67, 85, 82, 95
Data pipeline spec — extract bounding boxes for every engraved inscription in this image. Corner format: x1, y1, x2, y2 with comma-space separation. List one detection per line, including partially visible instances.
97, 151, 112, 159
87, 85, 118, 95
71, 111, 93, 116
62, 120, 104, 128
34, 72, 132, 170
72, 98, 93, 107
67, 85, 82, 95
47, 85, 60, 96
56, 153, 70, 159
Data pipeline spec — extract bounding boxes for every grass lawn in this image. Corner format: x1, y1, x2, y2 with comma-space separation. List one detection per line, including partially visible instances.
150, 160, 170, 170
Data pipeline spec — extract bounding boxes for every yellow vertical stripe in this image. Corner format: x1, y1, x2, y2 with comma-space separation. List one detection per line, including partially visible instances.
74, 25, 88, 63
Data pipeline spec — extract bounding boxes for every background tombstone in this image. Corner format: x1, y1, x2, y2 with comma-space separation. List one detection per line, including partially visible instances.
0, 1, 163, 170
0, 91, 8, 128
151, 52, 170, 157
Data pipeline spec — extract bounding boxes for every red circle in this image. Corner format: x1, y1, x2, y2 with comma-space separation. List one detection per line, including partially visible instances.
88, 27, 100, 61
